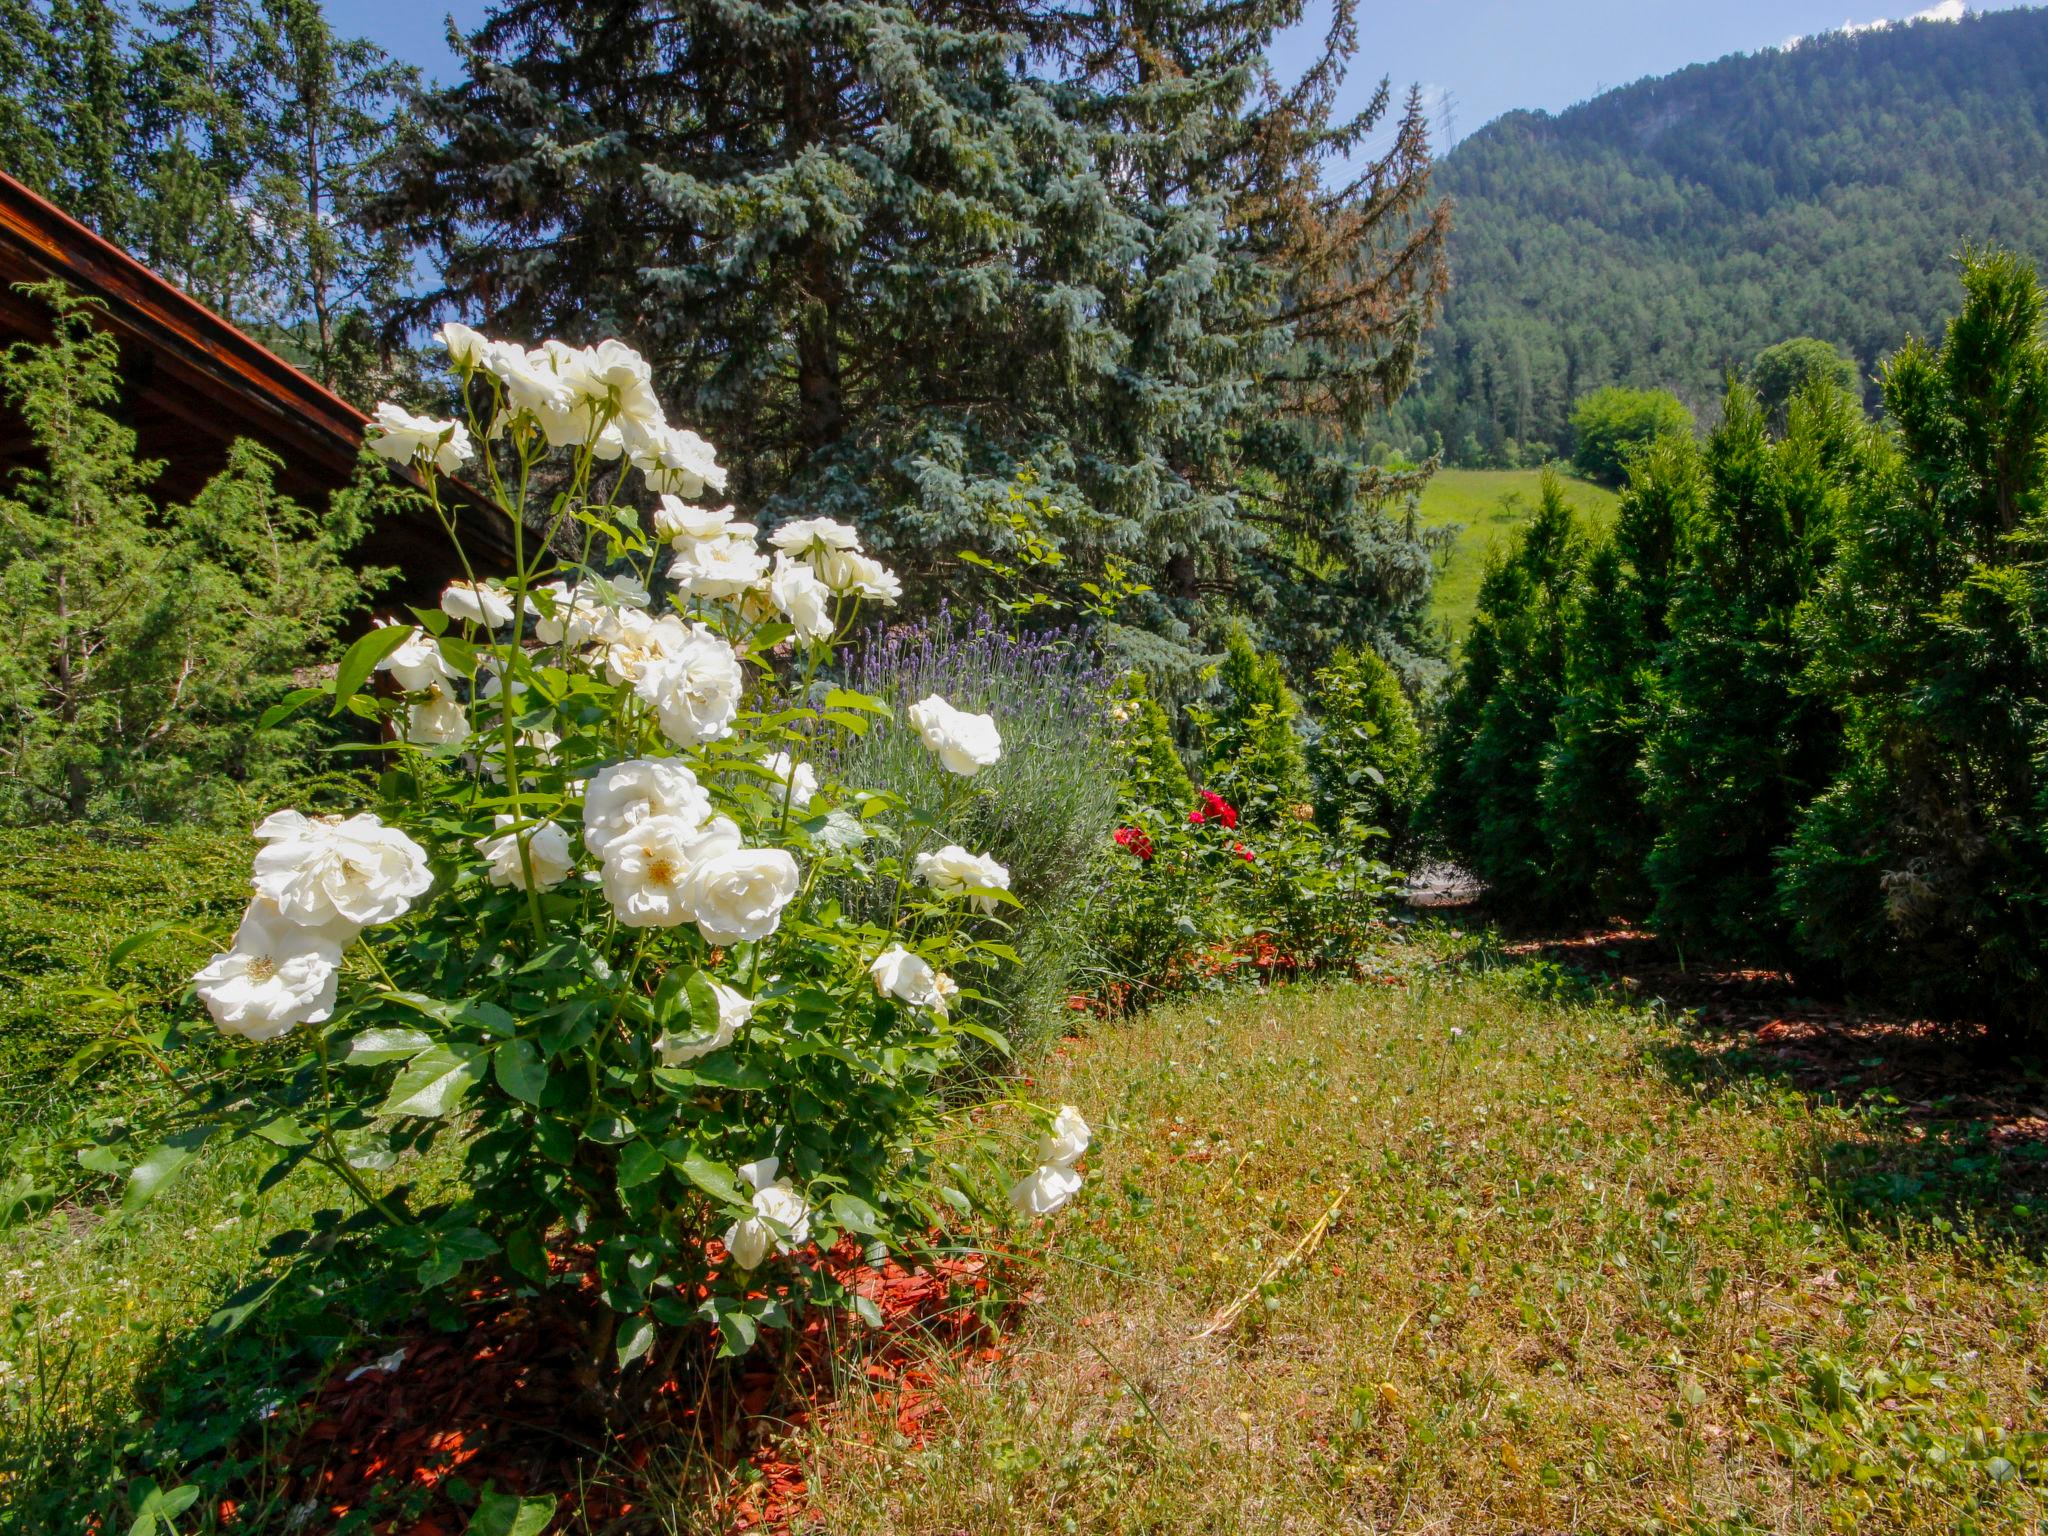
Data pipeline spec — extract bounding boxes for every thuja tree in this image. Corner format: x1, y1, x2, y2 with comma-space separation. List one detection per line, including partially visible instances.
373, 0, 1449, 682
1538, 436, 1697, 914
1642, 380, 1869, 959
1421, 470, 1588, 912
0, 284, 383, 824
1783, 251, 2048, 1032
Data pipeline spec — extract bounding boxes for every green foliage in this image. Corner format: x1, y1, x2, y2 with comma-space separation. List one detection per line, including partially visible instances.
0, 284, 384, 825
0, 825, 247, 1094
1306, 645, 1422, 847
374, 0, 1450, 686
831, 615, 1119, 1048
1752, 336, 1862, 421
1423, 470, 1589, 911
1538, 437, 1698, 913
1569, 386, 1696, 485
1384, 7, 2048, 463
1782, 249, 2048, 1033
1197, 627, 1312, 825
2, 0, 417, 398
1643, 380, 1868, 957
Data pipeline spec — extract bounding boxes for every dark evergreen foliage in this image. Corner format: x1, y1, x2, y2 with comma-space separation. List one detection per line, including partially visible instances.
371, 0, 1451, 683
1783, 250, 2048, 1032
1421, 469, 1588, 911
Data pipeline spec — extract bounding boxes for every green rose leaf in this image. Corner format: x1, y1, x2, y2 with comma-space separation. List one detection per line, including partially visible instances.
675, 1147, 745, 1207
466, 1487, 556, 1536
829, 1192, 883, 1236
331, 622, 416, 714
492, 1039, 547, 1105
343, 1026, 435, 1065
377, 1043, 489, 1118
122, 1125, 215, 1213
616, 1139, 665, 1190
615, 1314, 655, 1368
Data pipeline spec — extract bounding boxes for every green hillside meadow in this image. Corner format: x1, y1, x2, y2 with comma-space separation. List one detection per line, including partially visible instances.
1418, 467, 1620, 637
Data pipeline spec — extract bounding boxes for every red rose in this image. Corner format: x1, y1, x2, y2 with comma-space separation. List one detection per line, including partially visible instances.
1198, 790, 1239, 830
1113, 826, 1154, 861
1233, 841, 1255, 863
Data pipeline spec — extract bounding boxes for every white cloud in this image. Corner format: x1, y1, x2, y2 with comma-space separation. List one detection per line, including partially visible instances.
1786, 0, 1968, 47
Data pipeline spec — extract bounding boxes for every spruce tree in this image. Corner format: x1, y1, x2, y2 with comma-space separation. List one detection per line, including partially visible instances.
373, 0, 1448, 679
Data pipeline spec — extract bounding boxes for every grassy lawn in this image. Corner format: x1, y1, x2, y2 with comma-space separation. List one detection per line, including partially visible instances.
1419, 468, 1621, 639
6, 933, 2045, 1532
809, 951, 2048, 1534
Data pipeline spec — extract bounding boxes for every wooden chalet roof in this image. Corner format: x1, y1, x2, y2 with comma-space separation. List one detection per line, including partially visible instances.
0, 170, 512, 601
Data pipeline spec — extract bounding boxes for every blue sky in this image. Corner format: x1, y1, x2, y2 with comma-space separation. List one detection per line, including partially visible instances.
349, 0, 2037, 148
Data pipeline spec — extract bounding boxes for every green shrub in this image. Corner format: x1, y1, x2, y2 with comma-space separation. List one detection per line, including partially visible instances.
1642, 381, 1867, 958
1306, 645, 1421, 848
1538, 436, 1698, 914
1569, 385, 1695, 484
1751, 336, 1862, 423
1781, 250, 2048, 1033
1422, 470, 1589, 912
1196, 626, 1312, 825
0, 826, 247, 1097
0, 284, 387, 826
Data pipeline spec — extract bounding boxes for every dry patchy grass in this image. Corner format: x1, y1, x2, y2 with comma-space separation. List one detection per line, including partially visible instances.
806, 963, 2048, 1535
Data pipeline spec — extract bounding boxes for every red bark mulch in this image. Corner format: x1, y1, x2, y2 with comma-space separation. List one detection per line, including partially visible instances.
242, 1239, 1010, 1535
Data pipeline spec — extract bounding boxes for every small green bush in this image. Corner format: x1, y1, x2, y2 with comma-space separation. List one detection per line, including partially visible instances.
0, 826, 247, 1095
1569, 385, 1695, 485
1306, 645, 1421, 848
1197, 626, 1312, 825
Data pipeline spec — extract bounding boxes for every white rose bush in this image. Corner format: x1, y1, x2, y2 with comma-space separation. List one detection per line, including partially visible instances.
108, 327, 1091, 1379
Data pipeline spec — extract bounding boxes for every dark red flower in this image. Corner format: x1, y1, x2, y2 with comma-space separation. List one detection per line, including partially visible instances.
1188, 810, 1205, 826
1198, 791, 1239, 830
1233, 841, 1255, 863
1113, 826, 1154, 861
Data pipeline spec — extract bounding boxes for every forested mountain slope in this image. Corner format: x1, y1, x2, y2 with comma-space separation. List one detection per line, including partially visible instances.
1383, 5, 2048, 463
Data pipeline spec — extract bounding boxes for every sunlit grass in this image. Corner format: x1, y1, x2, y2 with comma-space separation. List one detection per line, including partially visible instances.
1419, 468, 1620, 640
807, 940, 2048, 1534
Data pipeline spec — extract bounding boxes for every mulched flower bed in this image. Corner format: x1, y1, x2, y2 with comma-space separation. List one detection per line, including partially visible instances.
253, 1239, 1010, 1534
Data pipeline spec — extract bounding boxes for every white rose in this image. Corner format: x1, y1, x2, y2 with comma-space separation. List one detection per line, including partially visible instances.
722, 1157, 811, 1269
633, 627, 744, 746
913, 844, 1011, 913
436, 320, 489, 369
1009, 1162, 1084, 1218
374, 623, 456, 692
934, 971, 960, 1014
633, 424, 726, 498
583, 758, 712, 858
655, 979, 754, 1065
681, 846, 800, 945
482, 340, 577, 426
581, 337, 664, 429
251, 810, 432, 932
906, 693, 1002, 777
440, 579, 515, 628
531, 574, 647, 647
191, 899, 344, 1041
603, 610, 694, 686
404, 691, 470, 746
366, 402, 473, 476
599, 814, 741, 929
759, 751, 818, 810
476, 815, 575, 891
653, 497, 735, 544
813, 547, 901, 603
1039, 1105, 1092, 1168
670, 531, 769, 600
768, 554, 835, 643
869, 944, 946, 1010
769, 517, 862, 558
